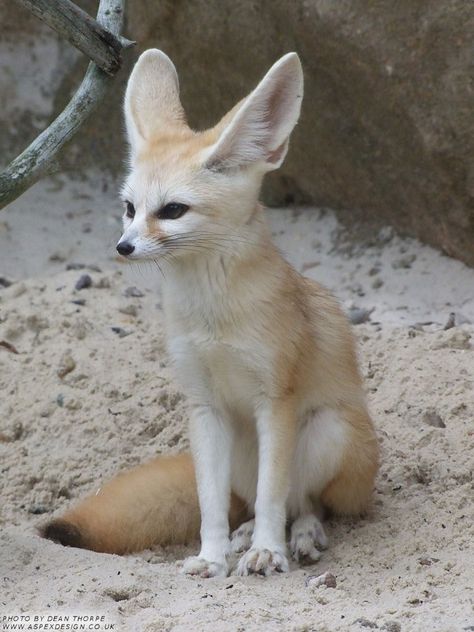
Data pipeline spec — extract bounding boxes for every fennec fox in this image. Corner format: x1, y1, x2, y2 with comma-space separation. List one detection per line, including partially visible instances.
42, 50, 379, 577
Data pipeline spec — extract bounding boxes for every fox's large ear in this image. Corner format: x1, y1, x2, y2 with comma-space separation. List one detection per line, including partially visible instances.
204, 53, 303, 172
124, 49, 186, 155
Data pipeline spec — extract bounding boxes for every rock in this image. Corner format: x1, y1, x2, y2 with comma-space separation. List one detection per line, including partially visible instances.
57, 351, 76, 379
28, 505, 50, 515
0, 276, 12, 288
368, 265, 381, 276
111, 327, 131, 338
422, 410, 446, 428
392, 254, 417, 270
66, 263, 86, 271
75, 274, 92, 291
354, 618, 378, 629
49, 251, 67, 263
382, 623, 401, 632
371, 277, 384, 289
348, 307, 373, 325
305, 572, 337, 589
443, 312, 456, 330
12, 422, 23, 441
119, 304, 138, 317
443, 312, 472, 329
418, 557, 439, 566
40, 404, 56, 418
3, 1, 474, 266
124, 286, 144, 298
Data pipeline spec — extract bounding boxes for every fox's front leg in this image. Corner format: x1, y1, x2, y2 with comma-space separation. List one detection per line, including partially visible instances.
182, 405, 232, 578
236, 399, 296, 576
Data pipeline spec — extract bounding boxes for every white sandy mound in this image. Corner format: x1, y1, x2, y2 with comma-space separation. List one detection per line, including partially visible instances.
0, 266, 473, 632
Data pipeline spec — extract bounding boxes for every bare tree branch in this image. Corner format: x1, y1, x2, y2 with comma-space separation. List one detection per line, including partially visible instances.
0, 0, 132, 211
17, 0, 134, 75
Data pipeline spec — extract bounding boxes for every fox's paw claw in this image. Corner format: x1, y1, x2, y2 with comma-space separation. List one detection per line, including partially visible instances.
182, 556, 228, 578
236, 548, 289, 576
290, 514, 328, 564
230, 519, 255, 554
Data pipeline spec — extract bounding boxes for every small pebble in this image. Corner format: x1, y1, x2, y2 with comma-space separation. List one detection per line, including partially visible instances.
28, 505, 50, 515
49, 251, 67, 263
418, 557, 438, 566
12, 422, 23, 440
67, 263, 102, 273
301, 261, 320, 273
443, 312, 456, 330
392, 254, 416, 269
422, 410, 446, 428
0, 277, 12, 288
75, 274, 92, 290
348, 307, 373, 325
305, 572, 337, 589
66, 263, 86, 271
57, 351, 76, 379
40, 404, 56, 418
354, 618, 378, 629
372, 277, 383, 289
111, 326, 131, 338
124, 286, 144, 298
119, 304, 138, 317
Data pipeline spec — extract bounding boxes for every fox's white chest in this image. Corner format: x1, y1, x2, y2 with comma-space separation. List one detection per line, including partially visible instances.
164, 262, 273, 419
168, 326, 263, 422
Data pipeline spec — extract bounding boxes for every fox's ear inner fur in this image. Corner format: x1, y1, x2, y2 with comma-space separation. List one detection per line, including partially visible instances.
125, 49, 187, 154
204, 52, 304, 172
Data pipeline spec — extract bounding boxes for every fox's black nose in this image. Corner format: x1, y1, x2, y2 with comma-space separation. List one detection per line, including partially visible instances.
116, 241, 135, 256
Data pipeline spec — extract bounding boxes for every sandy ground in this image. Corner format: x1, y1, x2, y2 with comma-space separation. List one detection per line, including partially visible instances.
0, 177, 473, 632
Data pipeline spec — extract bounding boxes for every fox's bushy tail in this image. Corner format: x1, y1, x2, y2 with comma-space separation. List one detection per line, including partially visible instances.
41, 453, 247, 554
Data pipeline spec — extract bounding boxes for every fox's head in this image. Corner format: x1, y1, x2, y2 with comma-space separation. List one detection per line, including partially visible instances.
117, 49, 303, 261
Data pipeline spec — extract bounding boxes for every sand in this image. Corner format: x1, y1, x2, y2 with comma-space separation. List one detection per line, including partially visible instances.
0, 177, 473, 632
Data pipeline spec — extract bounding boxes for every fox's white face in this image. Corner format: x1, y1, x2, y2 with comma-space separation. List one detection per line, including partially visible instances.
117, 50, 304, 262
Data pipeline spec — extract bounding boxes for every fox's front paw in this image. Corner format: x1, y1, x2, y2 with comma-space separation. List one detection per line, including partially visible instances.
236, 548, 289, 577
182, 556, 228, 578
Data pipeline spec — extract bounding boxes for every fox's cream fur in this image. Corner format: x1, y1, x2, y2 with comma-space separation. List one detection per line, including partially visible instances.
42, 50, 379, 577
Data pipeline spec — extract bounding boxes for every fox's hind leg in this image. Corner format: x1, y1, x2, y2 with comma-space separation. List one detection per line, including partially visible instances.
290, 512, 328, 563
288, 405, 378, 562
230, 519, 255, 553
320, 406, 379, 516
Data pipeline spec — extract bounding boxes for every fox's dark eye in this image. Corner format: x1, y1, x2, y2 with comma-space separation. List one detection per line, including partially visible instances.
157, 202, 189, 220
125, 201, 135, 219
